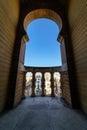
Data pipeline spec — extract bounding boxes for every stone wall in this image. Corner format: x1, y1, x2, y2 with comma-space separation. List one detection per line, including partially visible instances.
60, 36, 72, 106
14, 71, 24, 107
0, 0, 20, 112
68, 0, 87, 113
13, 38, 26, 107
61, 71, 71, 105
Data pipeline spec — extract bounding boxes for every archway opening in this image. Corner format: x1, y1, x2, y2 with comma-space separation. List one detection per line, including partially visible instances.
23, 9, 63, 98
24, 18, 62, 67
21, 9, 70, 100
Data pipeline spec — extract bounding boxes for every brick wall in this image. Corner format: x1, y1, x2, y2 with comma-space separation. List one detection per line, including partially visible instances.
68, 0, 87, 113
14, 71, 24, 107
0, 0, 19, 112
61, 71, 72, 105
60, 37, 72, 106
13, 38, 26, 107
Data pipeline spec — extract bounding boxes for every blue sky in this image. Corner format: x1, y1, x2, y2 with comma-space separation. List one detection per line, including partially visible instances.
24, 18, 62, 67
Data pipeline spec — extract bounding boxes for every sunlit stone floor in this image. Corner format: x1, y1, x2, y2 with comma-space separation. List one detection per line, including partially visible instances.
0, 97, 87, 130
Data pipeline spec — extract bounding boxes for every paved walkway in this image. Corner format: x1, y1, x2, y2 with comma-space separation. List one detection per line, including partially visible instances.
0, 97, 87, 130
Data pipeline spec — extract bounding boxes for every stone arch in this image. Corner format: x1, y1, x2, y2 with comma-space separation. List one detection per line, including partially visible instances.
22, 9, 72, 106
23, 9, 62, 40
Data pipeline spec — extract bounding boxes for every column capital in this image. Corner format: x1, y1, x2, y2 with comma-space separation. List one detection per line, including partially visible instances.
57, 35, 64, 43
23, 34, 29, 43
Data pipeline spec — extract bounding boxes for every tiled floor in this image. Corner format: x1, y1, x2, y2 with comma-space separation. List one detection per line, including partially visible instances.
0, 97, 87, 130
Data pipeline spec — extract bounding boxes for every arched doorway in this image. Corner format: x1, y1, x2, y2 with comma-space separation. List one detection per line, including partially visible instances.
22, 9, 70, 101
13, 8, 72, 108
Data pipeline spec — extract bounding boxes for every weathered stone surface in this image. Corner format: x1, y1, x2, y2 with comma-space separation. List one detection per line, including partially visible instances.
0, 97, 87, 130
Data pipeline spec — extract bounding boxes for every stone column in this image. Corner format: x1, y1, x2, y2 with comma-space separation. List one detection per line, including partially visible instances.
51, 72, 55, 97
31, 72, 35, 97
41, 72, 45, 96
21, 35, 29, 99
58, 35, 67, 70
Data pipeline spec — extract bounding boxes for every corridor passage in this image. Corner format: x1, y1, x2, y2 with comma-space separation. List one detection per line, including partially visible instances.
0, 97, 87, 130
